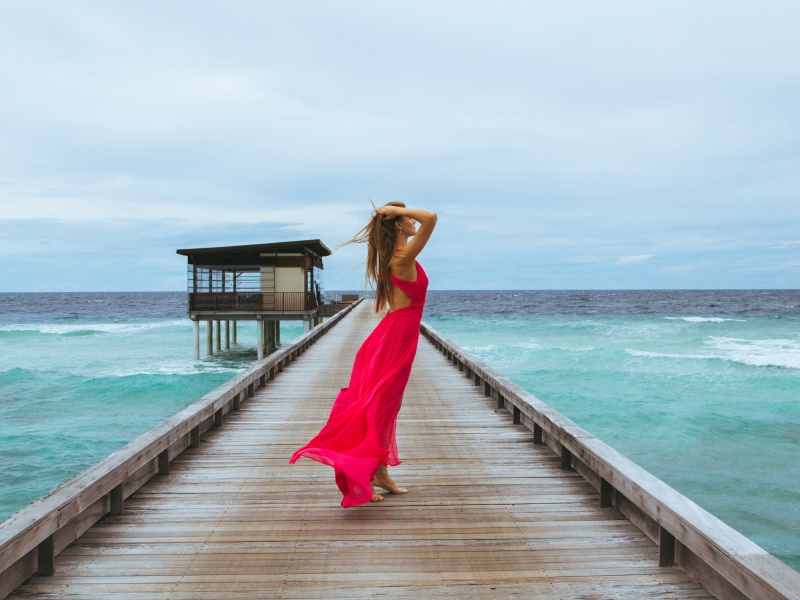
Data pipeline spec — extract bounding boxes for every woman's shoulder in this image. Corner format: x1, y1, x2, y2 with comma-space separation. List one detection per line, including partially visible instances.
389, 255, 417, 280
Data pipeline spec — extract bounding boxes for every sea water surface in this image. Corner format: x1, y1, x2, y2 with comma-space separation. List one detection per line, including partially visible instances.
1, 290, 798, 573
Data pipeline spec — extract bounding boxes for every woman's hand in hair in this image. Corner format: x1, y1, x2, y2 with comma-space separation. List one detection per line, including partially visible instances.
376, 204, 404, 219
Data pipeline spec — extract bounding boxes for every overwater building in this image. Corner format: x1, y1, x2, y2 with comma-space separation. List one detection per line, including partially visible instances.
176, 240, 332, 359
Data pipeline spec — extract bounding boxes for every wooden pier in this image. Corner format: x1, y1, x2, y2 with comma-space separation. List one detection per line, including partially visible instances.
2, 302, 799, 598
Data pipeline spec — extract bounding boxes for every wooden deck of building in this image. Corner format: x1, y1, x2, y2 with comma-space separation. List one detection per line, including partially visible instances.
7, 301, 718, 598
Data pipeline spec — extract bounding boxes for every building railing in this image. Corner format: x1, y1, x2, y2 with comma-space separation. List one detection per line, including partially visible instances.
189, 292, 318, 312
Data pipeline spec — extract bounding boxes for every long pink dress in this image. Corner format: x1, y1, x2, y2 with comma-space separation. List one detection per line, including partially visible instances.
289, 260, 429, 507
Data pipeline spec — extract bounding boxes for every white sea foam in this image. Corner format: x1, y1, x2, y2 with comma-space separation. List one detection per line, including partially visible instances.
0, 320, 191, 335
513, 342, 543, 350
664, 317, 746, 323
626, 337, 800, 369
625, 349, 715, 360
0, 362, 243, 378
707, 337, 800, 369
103, 364, 243, 377
464, 344, 501, 353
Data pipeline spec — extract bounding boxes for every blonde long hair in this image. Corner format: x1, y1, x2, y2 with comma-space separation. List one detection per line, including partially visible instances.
344, 201, 406, 313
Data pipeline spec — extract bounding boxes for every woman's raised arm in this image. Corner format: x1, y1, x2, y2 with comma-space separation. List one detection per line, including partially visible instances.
377, 205, 437, 261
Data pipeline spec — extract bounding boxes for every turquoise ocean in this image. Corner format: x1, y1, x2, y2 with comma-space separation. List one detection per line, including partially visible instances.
1, 290, 798, 572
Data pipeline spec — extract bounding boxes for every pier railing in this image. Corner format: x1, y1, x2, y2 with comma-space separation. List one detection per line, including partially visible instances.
189, 291, 317, 312
0, 299, 362, 600
420, 322, 800, 600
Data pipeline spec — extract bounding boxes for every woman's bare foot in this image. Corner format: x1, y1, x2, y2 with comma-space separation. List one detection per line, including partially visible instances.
372, 465, 408, 495
370, 483, 384, 502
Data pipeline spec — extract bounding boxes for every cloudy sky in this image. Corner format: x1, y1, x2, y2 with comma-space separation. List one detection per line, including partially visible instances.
1, 1, 798, 291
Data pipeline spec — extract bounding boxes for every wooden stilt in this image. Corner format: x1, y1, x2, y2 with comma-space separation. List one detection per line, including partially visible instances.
266, 321, 275, 353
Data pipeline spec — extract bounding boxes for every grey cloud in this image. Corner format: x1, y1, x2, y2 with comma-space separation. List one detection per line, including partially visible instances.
0, 1, 799, 290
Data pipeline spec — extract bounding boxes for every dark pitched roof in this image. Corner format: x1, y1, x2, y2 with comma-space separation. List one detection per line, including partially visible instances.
176, 239, 332, 258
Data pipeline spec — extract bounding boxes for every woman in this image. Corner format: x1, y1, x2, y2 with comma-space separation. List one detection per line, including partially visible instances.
290, 202, 437, 507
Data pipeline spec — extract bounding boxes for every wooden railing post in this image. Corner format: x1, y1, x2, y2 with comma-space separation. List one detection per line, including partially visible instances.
659, 526, 676, 566
533, 423, 543, 445
158, 450, 170, 476
560, 446, 572, 471
600, 478, 613, 508
37, 535, 55, 576
110, 484, 124, 515
190, 425, 200, 447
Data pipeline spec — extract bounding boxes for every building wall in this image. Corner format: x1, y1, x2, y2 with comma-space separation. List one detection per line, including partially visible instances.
275, 266, 305, 293
260, 266, 275, 293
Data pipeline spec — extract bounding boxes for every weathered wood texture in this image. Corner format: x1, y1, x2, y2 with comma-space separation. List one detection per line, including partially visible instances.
6, 302, 719, 599
422, 323, 800, 600
0, 300, 361, 599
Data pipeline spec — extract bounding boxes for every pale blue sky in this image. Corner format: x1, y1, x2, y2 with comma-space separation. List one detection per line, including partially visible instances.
1, 1, 798, 291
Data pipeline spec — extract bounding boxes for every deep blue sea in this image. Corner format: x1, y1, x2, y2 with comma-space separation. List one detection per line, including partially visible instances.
1, 290, 798, 572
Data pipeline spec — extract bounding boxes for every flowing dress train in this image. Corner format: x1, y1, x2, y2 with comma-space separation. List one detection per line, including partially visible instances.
289, 261, 429, 507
